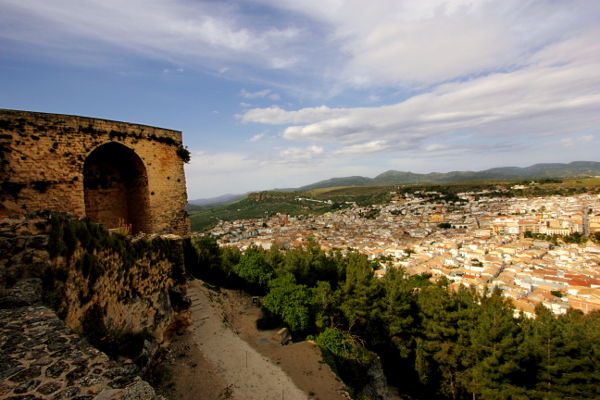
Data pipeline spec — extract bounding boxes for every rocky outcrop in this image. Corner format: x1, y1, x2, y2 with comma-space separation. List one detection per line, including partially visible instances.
246, 191, 295, 201
0, 279, 165, 400
359, 357, 389, 400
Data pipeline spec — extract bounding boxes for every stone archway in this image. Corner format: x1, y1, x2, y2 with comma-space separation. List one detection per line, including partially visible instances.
83, 142, 151, 234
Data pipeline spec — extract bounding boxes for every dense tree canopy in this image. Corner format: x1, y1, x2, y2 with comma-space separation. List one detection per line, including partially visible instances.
191, 237, 600, 400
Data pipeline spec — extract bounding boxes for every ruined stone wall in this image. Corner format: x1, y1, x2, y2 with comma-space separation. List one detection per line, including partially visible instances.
0, 109, 190, 237
0, 211, 192, 399
0, 211, 190, 344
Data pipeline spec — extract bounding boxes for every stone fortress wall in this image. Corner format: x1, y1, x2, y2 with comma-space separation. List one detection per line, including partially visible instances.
0, 109, 190, 237
0, 110, 194, 399
0, 211, 191, 400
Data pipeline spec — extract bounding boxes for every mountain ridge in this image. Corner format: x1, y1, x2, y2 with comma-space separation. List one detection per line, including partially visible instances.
297, 161, 600, 191
188, 161, 600, 204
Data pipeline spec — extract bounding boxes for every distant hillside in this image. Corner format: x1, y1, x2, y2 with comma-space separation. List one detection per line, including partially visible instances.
297, 161, 600, 190
188, 193, 245, 206
188, 191, 346, 232
295, 176, 378, 191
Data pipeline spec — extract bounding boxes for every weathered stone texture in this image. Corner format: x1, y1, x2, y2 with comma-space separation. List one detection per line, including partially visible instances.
0, 300, 165, 400
0, 212, 190, 399
0, 109, 189, 237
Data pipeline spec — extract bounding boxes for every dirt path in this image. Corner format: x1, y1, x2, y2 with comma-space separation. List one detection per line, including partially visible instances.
186, 282, 311, 400
163, 280, 349, 400
216, 289, 348, 400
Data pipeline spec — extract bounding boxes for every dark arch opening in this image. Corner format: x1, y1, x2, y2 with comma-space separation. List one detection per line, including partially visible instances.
83, 142, 151, 234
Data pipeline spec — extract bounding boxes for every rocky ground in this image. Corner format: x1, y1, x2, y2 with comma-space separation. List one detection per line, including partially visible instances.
0, 279, 164, 400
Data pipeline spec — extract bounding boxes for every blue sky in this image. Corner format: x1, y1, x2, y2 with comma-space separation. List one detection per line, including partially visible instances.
1, 0, 600, 199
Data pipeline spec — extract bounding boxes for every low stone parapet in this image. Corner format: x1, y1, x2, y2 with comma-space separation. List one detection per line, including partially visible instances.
0, 280, 164, 400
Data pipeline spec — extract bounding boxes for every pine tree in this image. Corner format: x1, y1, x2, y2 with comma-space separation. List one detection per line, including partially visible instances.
417, 281, 478, 399
467, 288, 528, 400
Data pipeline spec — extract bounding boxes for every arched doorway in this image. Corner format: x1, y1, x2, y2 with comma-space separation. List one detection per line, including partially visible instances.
83, 142, 151, 234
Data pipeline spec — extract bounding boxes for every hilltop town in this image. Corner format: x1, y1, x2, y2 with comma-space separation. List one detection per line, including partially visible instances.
199, 188, 600, 318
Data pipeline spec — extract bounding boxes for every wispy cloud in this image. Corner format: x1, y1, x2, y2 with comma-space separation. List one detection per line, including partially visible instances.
247, 144, 325, 165
274, 145, 324, 164
4, 0, 600, 198
333, 141, 387, 155
247, 130, 270, 142
424, 144, 450, 152
281, 0, 600, 87
561, 135, 594, 148
5, 0, 599, 94
241, 32, 600, 155
240, 89, 280, 100
1, 0, 306, 74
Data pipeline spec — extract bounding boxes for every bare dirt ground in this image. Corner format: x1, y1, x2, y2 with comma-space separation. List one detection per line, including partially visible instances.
162, 280, 350, 400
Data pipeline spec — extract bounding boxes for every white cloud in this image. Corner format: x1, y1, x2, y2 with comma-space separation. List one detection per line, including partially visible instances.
561, 135, 594, 148
240, 32, 600, 155
1, 0, 306, 73
240, 102, 252, 107
184, 148, 334, 198
248, 130, 270, 142
246, 144, 325, 165
273, 145, 324, 164
241, 89, 270, 99
269, 55, 302, 69
240, 89, 280, 100
238, 105, 346, 124
275, 0, 600, 87
5, 0, 599, 94
184, 150, 262, 198
333, 141, 387, 155
186, 150, 256, 175
424, 144, 450, 152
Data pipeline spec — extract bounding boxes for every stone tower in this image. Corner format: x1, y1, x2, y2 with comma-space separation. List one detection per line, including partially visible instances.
0, 109, 190, 237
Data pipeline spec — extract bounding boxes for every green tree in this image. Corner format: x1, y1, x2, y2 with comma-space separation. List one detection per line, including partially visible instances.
190, 236, 222, 280
264, 242, 284, 270
220, 245, 241, 279
311, 280, 338, 330
380, 268, 418, 357
523, 307, 600, 399
279, 240, 338, 287
467, 288, 528, 399
233, 244, 274, 291
338, 251, 382, 337
264, 274, 312, 332
417, 282, 479, 399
